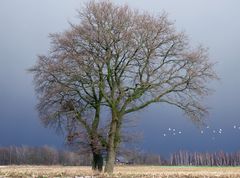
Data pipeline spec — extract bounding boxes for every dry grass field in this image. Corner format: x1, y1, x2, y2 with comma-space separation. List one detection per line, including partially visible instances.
1, 165, 240, 178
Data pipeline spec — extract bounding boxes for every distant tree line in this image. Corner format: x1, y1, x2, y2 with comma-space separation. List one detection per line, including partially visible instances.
169, 150, 240, 166
0, 146, 164, 166
1, 146, 240, 166
126, 150, 240, 166
0, 146, 91, 165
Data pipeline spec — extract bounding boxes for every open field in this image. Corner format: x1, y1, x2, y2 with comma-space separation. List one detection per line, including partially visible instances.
1, 166, 240, 178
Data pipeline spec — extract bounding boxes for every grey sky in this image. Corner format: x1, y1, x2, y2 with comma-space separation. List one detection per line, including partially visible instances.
0, 0, 240, 156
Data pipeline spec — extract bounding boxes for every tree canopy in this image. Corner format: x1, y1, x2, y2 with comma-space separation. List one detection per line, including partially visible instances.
30, 1, 217, 173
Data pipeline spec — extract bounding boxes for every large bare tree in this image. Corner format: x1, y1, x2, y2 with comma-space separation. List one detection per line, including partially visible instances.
30, 1, 217, 173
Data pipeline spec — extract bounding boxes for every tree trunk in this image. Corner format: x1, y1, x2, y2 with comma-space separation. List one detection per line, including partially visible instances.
92, 152, 103, 172
104, 145, 116, 173
104, 110, 118, 173
91, 104, 103, 172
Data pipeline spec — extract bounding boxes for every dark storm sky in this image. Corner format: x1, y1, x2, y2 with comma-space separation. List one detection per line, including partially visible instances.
0, 0, 240, 156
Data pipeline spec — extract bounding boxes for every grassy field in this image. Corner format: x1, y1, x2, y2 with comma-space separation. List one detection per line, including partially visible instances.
1, 165, 240, 177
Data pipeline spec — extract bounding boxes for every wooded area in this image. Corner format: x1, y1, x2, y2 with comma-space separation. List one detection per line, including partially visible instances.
0, 146, 239, 166
170, 150, 240, 166
0, 146, 90, 165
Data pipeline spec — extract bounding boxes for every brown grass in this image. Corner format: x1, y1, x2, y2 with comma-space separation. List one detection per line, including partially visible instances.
1, 165, 240, 177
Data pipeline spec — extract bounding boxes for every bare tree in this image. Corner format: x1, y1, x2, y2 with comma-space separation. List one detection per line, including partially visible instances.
76, 1, 217, 173
30, 1, 217, 173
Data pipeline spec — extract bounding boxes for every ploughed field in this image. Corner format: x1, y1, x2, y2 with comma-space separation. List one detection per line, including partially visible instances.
1, 165, 240, 178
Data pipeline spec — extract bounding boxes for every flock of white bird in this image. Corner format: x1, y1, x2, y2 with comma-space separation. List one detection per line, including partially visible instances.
162, 125, 240, 140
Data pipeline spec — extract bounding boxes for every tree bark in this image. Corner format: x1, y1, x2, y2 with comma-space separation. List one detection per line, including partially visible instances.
92, 152, 103, 172
91, 104, 104, 172
104, 145, 116, 173
104, 110, 118, 173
